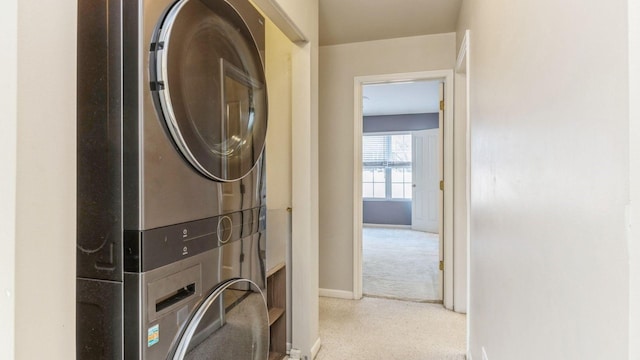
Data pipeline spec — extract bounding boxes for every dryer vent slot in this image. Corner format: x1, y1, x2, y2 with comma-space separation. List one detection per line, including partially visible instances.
156, 283, 196, 312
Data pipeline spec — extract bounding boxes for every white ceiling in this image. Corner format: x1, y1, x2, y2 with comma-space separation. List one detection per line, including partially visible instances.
319, 0, 463, 46
363, 80, 441, 116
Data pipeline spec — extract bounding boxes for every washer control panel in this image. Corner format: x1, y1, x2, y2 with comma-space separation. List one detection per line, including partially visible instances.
124, 206, 264, 272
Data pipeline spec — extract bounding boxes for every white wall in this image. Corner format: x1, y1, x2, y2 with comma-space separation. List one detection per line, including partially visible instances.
628, 0, 640, 358
453, 67, 468, 314
265, 20, 293, 212
262, 0, 321, 358
15, 0, 77, 359
265, 20, 293, 271
272, 0, 314, 37
290, 33, 321, 360
458, 0, 630, 358
319, 33, 456, 292
0, 0, 18, 358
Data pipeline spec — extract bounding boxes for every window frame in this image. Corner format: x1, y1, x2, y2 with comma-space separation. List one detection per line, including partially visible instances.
362, 131, 412, 202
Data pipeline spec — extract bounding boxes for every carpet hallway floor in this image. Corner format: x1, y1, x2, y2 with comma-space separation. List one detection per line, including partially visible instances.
363, 227, 440, 301
316, 296, 466, 360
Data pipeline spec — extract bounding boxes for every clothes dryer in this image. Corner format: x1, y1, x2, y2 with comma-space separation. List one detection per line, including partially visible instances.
123, 0, 268, 231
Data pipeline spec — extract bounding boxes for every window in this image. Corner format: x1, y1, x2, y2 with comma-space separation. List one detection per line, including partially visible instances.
362, 134, 412, 200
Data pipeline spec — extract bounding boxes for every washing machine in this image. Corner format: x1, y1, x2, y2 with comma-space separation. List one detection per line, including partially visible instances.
123, 211, 268, 359
76, 0, 269, 358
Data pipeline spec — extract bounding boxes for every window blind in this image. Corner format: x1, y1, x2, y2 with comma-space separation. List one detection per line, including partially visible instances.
363, 135, 388, 166
363, 134, 411, 167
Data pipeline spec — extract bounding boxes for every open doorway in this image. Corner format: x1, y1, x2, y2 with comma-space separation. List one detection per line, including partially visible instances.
360, 80, 443, 302
353, 70, 454, 309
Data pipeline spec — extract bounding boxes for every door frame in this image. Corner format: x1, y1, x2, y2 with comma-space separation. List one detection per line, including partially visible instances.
353, 69, 454, 309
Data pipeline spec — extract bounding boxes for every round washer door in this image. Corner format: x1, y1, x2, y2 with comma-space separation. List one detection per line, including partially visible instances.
154, 0, 267, 182
171, 278, 269, 360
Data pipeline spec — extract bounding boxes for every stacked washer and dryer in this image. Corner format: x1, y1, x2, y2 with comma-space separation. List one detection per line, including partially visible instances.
76, 0, 269, 358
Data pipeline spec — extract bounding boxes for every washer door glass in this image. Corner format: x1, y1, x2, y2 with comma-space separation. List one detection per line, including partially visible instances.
154, 0, 267, 182
171, 278, 269, 360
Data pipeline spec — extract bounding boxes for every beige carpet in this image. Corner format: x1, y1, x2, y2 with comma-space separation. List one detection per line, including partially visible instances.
316, 297, 466, 360
363, 227, 440, 301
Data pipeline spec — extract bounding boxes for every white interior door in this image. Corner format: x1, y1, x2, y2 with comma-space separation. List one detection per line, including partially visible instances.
412, 129, 439, 233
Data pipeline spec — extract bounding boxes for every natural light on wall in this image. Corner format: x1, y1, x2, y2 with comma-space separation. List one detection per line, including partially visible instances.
362, 133, 412, 199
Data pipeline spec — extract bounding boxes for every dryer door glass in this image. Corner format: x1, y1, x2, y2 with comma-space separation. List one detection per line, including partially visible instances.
154, 0, 267, 182
171, 278, 269, 360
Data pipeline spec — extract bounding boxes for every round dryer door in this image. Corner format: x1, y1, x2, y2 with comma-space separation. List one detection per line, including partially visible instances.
154, 0, 267, 182
171, 278, 269, 360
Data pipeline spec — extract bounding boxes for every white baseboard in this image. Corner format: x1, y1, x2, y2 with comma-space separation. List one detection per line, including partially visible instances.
319, 288, 354, 299
363, 223, 411, 229
311, 337, 322, 359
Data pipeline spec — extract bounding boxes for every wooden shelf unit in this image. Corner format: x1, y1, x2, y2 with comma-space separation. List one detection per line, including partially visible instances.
267, 262, 287, 360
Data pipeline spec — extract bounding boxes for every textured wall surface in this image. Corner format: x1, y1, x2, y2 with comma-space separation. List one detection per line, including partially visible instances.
458, 0, 629, 358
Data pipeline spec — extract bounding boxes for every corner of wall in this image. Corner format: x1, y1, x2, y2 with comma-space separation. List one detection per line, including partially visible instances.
286, 0, 320, 358
0, 1, 18, 358
628, 0, 640, 357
